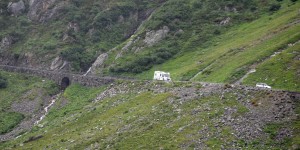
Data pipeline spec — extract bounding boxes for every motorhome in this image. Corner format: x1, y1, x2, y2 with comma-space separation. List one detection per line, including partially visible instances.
153, 71, 171, 81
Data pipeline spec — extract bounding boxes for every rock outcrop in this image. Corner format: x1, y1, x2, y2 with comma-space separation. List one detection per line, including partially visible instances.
144, 26, 170, 46
27, 0, 67, 22
115, 26, 170, 60
90, 53, 108, 74
7, 0, 25, 16
0, 36, 13, 51
220, 17, 231, 25
50, 56, 68, 71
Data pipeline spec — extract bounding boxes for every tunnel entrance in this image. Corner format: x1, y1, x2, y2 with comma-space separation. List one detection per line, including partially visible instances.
61, 77, 70, 90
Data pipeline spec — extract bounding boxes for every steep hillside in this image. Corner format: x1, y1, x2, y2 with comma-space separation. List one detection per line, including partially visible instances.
0, 81, 299, 149
130, 1, 300, 86
2, 0, 299, 86
90, 0, 298, 92
0, 0, 300, 149
0, 0, 163, 71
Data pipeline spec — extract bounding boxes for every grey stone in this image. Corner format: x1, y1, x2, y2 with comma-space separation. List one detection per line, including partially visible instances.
27, 0, 66, 22
50, 56, 68, 71
144, 26, 169, 46
7, 0, 25, 16
89, 53, 108, 75
0, 36, 13, 51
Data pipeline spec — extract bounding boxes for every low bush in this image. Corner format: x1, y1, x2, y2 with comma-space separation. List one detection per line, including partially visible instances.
0, 75, 7, 89
269, 4, 281, 12
0, 112, 24, 134
111, 46, 179, 74
60, 46, 95, 71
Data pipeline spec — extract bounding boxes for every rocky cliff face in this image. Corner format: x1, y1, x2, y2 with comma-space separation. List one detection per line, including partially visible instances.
27, 0, 67, 22
0, 0, 164, 72
6, 0, 65, 22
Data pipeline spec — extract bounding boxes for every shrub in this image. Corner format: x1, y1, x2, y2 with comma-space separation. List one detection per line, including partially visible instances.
110, 46, 179, 74
0, 75, 7, 89
213, 29, 221, 35
269, 4, 281, 12
60, 46, 95, 71
0, 112, 24, 134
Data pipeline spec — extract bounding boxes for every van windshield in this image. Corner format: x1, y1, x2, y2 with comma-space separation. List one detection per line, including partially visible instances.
163, 74, 170, 77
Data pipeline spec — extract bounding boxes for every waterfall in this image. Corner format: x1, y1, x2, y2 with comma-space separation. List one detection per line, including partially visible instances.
84, 67, 92, 76
35, 93, 61, 125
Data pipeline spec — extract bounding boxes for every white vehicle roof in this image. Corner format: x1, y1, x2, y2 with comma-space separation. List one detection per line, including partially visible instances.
256, 83, 268, 85
154, 71, 170, 74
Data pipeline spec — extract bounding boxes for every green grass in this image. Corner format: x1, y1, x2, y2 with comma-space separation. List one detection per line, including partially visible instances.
0, 71, 58, 135
243, 42, 300, 92
0, 0, 299, 149
0, 71, 58, 112
45, 84, 106, 122
0, 112, 24, 134
134, 1, 300, 86
0, 88, 259, 149
292, 101, 300, 148
0, 81, 298, 149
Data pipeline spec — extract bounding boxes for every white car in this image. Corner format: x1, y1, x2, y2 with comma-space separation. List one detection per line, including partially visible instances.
256, 83, 271, 89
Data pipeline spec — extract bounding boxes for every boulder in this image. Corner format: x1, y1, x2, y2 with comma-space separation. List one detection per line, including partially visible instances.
90, 53, 108, 74
0, 36, 13, 51
220, 17, 231, 25
7, 0, 25, 16
144, 26, 169, 46
27, 0, 66, 22
50, 56, 68, 70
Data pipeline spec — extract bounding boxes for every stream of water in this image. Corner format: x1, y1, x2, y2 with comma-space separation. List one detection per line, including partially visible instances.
84, 67, 92, 76
34, 93, 61, 125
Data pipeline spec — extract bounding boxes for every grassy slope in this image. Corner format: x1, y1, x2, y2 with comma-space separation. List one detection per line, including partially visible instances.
0, 83, 298, 149
244, 42, 300, 92
0, 71, 58, 135
108, 0, 263, 75
135, 2, 299, 89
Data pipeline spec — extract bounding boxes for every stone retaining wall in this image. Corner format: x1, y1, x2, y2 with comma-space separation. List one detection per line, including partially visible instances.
0, 65, 115, 87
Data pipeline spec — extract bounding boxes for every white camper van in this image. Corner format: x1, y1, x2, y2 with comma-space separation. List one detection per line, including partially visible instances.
153, 71, 171, 81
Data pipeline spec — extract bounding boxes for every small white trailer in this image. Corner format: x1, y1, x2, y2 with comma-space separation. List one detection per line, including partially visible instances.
153, 71, 171, 81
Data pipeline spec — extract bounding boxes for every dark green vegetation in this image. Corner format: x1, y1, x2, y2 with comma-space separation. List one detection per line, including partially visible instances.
0, 71, 58, 135
0, 112, 24, 134
0, 0, 164, 71
0, 73, 7, 89
110, 0, 264, 74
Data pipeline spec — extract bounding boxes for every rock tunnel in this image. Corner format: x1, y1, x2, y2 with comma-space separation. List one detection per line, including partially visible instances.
61, 77, 70, 90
